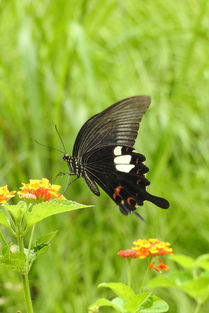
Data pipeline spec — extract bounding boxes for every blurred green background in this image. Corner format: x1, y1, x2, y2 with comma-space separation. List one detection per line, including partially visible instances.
0, 0, 209, 312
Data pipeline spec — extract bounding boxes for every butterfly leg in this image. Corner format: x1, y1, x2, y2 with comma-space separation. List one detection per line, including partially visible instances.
53, 172, 74, 184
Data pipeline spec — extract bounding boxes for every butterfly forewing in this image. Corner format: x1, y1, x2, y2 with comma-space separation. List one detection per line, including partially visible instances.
72, 96, 151, 157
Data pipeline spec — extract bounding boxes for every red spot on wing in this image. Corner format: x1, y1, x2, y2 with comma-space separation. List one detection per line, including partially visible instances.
113, 185, 123, 200
127, 197, 134, 204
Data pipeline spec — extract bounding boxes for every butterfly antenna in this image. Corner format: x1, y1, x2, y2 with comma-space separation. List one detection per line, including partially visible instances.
34, 140, 64, 154
55, 125, 67, 153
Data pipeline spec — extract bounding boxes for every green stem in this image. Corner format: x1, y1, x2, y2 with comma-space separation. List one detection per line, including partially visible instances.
26, 225, 36, 270
17, 236, 34, 313
194, 301, 202, 313
127, 259, 132, 287
140, 258, 152, 292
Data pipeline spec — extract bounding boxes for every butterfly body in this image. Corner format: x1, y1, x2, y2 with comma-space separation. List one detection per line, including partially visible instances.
64, 96, 169, 216
63, 154, 84, 177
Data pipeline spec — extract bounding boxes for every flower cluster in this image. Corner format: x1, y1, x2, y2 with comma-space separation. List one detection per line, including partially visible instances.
132, 238, 173, 259
0, 186, 16, 204
18, 178, 65, 201
0, 178, 65, 204
118, 238, 173, 273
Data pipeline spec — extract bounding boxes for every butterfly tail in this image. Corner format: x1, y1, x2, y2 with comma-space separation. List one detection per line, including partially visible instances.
145, 192, 170, 209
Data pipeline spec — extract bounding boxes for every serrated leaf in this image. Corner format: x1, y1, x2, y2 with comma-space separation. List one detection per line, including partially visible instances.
99, 283, 136, 302
178, 277, 209, 303
140, 296, 169, 313
89, 297, 127, 313
171, 254, 195, 269
25, 199, 91, 227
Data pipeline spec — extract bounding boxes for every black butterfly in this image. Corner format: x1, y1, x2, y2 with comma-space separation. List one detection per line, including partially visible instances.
63, 96, 169, 217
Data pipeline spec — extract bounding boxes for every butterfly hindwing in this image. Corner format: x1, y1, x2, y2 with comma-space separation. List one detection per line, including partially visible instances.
82, 145, 169, 215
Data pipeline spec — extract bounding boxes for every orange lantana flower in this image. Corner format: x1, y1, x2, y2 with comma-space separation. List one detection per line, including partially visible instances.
132, 239, 173, 259
149, 261, 169, 273
117, 249, 139, 258
0, 186, 16, 204
118, 238, 173, 273
18, 178, 65, 201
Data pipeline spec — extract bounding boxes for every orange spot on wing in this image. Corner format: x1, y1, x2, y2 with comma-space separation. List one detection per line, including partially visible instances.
127, 197, 135, 205
113, 185, 123, 200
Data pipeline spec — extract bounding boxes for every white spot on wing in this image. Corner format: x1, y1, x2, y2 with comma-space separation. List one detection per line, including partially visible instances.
116, 164, 135, 173
114, 146, 122, 156
114, 155, 132, 164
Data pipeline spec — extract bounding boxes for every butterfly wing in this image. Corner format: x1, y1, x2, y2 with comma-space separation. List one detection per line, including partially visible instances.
83, 146, 169, 215
72, 96, 151, 157
70, 95, 170, 215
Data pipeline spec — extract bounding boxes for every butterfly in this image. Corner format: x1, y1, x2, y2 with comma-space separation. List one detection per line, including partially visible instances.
63, 96, 169, 218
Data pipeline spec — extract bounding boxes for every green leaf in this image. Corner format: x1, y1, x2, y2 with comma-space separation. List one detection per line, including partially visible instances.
146, 271, 192, 289
171, 254, 195, 269
36, 230, 58, 246
0, 209, 10, 228
126, 293, 152, 313
0, 246, 26, 274
179, 276, 209, 303
33, 231, 58, 256
33, 244, 49, 256
146, 275, 177, 288
112, 297, 127, 312
99, 283, 153, 313
140, 296, 169, 313
25, 199, 91, 227
99, 282, 136, 302
3, 201, 27, 220
194, 254, 209, 271
89, 297, 127, 313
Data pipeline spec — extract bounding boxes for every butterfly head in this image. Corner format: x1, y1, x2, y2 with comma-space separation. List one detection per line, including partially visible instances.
63, 153, 70, 161
63, 154, 74, 173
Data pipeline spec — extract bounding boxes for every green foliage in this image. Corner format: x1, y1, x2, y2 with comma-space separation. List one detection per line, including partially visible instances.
33, 230, 58, 256
25, 199, 91, 227
0, 199, 90, 233
0, 246, 26, 274
89, 283, 169, 313
147, 254, 209, 308
0, 0, 209, 312
0, 197, 91, 312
